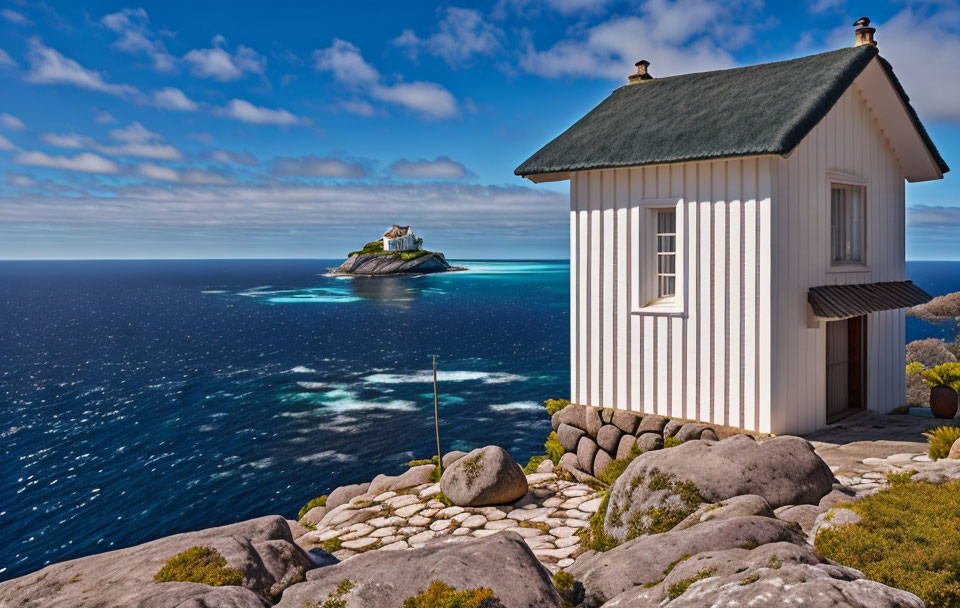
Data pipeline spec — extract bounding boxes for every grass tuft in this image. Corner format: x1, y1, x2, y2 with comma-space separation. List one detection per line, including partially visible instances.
545, 398, 571, 416
545, 432, 565, 465
298, 495, 327, 520
154, 546, 243, 587
402, 580, 505, 608
923, 425, 960, 460
667, 569, 714, 600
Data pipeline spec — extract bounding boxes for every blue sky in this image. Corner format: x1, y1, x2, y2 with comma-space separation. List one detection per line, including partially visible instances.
0, 0, 958, 259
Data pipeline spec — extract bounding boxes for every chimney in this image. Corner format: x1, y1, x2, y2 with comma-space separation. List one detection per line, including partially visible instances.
628, 60, 653, 84
853, 17, 877, 47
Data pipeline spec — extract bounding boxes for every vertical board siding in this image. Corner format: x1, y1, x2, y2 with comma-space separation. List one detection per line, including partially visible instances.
569, 158, 771, 431
769, 83, 907, 434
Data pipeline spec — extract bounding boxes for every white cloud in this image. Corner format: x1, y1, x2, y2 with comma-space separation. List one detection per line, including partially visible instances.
314, 39, 459, 120
183, 35, 266, 81
1, 113, 26, 130
272, 155, 367, 178
494, 0, 611, 16
394, 8, 501, 66
100, 8, 177, 72
339, 99, 377, 117
136, 162, 179, 182
0, 134, 16, 151
390, 156, 467, 179
108, 122, 161, 144
1, 9, 30, 24
855, 8, 960, 121
182, 169, 229, 185
15, 151, 120, 173
218, 99, 309, 126
187, 131, 214, 143
205, 149, 258, 165
6, 172, 36, 187
41, 133, 87, 148
152, 87, 199, 111
808, 0, 844, 13
0, 48, 17, 68
24, 38, 140, 97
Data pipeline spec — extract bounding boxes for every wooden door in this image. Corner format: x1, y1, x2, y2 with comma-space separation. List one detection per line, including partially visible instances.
826, 316, 867, 422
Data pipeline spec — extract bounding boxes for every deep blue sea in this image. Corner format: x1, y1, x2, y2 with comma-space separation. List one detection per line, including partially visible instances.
0, 259, 955, 580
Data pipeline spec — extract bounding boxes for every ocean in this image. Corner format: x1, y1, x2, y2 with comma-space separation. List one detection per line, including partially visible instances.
0, 259, 954, 579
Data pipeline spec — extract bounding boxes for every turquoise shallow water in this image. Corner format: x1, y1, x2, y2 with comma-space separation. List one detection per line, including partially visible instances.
0, 258, 951, 580
0, 259, 568, 580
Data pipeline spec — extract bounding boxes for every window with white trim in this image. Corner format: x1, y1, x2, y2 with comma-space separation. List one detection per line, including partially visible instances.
655, 209, 677, 298
830, 183, 865, 265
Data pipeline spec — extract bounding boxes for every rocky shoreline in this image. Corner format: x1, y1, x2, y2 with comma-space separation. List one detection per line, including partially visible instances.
3, 403, 959, 607
332, 251, 465, 276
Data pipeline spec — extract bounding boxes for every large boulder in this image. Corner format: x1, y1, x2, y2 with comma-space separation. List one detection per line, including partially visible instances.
601, 541, 923, 608
552, 403, 588, 431
604, 435, 833, 542
596, 425, 622, 452
389, 464, 435, 491
568, 516, 806, 606
439, 446, 528, 507
275, 532, 561, 608
326, 483, 371, 511
0, 516, 313, 608
556, 423, 586, 452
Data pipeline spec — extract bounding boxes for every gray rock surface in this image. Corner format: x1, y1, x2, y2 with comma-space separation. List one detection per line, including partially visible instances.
593, 450, 614, 478
439, 446, 528, 507
557, 423, 586, 452
611, 410, 641, 435
597, 425, 622, 452
675, 422, 710, 442
389, 464, 435, 491
368, 474, 398, 496
276, 532, 561, 608
636, 415, 668, 435
300, 507, 326, 526
552, 403, 587, 432
558, 452, 581, 475
775, 504, 824, 536
910, 459, 960, 483
818, 485, 857, 509
442, 450, 468, 469
662, 419, 683, 438
333, 252, 454, 275
674, 495, 774, 532
326, 483, 371, 511
600, 541, 923, 608
949, 439, 960, 460
568, 516, 806, 606
809, 507, 862, 542
577, 437, 599, 472
616, 435, 638, 460
635, 433, 663, 453
0, 516, 312, 608
604, 435, 832, 542
585, 407, 604, 436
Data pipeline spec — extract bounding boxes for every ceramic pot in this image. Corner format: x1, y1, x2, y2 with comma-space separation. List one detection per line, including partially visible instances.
929, 384, 959, 419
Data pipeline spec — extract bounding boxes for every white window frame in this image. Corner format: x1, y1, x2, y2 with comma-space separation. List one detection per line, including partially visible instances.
826, 172, 869, 273
633, 197, 685, 316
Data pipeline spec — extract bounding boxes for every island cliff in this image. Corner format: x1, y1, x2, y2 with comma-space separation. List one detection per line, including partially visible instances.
332, 233, 462, 275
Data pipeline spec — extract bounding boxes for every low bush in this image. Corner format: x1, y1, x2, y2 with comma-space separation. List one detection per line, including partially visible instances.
403, 581, 505, 608
906, 362, 929, 407
523, 454, 548, 474
921, 361, 960, 391
154, 546, 243, 586
814, 480, 960, 607
545, 432, 565, 465
578, 492, 618, 552
923, 425, 960, 460
408, 455, 439, 467
597, 444, 642, 486
663, 437, 682, 448
545, 398, 570, 416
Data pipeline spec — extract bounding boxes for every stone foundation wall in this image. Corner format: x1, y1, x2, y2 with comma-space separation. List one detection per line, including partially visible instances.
552, 405, 719, 480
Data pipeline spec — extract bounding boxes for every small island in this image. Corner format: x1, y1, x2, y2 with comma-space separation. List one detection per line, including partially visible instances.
333, 225, 464, 275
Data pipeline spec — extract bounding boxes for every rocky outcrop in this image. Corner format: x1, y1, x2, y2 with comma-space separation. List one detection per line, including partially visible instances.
275, 533, 561, 608
0, 516, 313, 608
604, 435, 832, 543
333, 252, 458, 275
439, 446, 528, 507
550, 405, 719, 480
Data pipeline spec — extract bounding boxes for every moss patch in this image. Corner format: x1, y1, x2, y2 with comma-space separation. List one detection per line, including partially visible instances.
663, 437, 682, 448
578, 492, 619, 552
305, 579, 356, 608
814, 480, 960, 607
154, 546, 243, 586
462, 453, 484, 487
625, 469, 704, 540
298, 495, 327, 520
402, 580, 505, 608
316, 538, 342, 553
667, 569, 714, 600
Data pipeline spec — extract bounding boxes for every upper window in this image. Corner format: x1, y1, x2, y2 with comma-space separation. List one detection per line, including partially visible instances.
655, 209, 677, 298
830, 183, 865, 265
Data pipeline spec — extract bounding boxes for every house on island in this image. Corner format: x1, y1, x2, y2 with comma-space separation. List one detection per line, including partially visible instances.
516, 19, 948, 435
382, 225, 423, 252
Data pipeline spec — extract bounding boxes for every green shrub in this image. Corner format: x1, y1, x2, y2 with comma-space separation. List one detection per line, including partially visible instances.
597, 444, 641, 486
552, 571, 582, 607
403, 581, 505, 608
814, 480, 960, 607
299, 495, 328, 520
663, 437, 682, 448
578, 492, 618, 552
906, 361, 925, 375
408, 455, 439, 467
154, 546, 243, 586
923, 425, 960, 460
545, 432, 565, 464
524, 455, 548, 474
545, 398, 571, 416
921, 362, 960, 390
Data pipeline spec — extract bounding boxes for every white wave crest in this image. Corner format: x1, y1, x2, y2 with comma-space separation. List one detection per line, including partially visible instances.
488, 401, 542, 412
287, 366, 317, 373
363, 371, 526, 384
295, 450, 352, 464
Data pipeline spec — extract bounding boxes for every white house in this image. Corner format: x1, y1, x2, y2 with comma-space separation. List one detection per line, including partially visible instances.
516, 19, 948, 435
382, 225, 422, 252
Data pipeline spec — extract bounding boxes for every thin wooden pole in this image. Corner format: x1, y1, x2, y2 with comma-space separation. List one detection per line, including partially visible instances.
433, 354, 442, 475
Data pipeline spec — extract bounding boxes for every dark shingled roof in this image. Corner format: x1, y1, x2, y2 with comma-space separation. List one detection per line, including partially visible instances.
516, 45, 948, 177
808, 281, 931, 319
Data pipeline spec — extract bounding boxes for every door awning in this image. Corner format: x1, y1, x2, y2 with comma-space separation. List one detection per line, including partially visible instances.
808, 281, 931, 319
